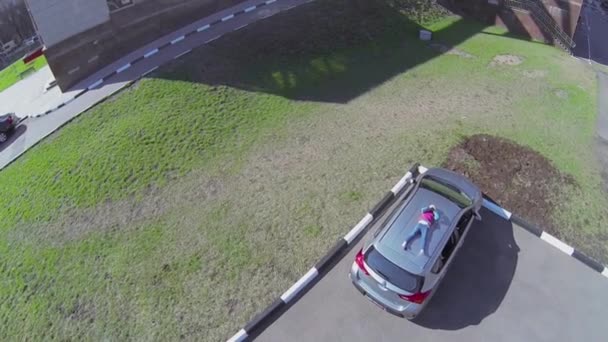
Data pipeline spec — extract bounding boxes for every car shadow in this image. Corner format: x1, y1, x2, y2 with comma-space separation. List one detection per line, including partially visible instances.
0, 124, 27, 153
413, 206, 519, 330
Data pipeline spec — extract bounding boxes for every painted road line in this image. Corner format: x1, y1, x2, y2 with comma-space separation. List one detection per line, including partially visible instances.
197, 24, 211, 32
67, 66, 80, 75
142, 66, 159, 77
222, 14, 235, 21
541, 231, 575, 255
234, 24, 248, 31
344, 213, 374, 244
87, 79, 103, 90
144, 48, 159, 58
206, 35, 222, 43
171, 36, 185, 44
266, 0, 277, 4
116, 63, 131, 73
280, 267, 319, 303
226, 329, 248, 342
244, 5, 257, 12
174, 49, 192, 60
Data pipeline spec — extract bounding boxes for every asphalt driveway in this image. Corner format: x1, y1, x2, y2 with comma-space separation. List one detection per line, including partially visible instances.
573, 0, 608, 65
258, 200, 608, 341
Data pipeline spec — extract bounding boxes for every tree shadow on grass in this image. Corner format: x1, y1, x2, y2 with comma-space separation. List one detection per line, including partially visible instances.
413, 206, 519, 329
149, 0, 488, 104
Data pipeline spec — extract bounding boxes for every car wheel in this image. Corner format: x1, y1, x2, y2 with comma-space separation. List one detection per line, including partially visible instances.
0, 132, 8, 143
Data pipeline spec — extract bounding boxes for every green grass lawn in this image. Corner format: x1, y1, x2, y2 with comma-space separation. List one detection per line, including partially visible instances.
0, 0, 605, 340
0, 56, 47, 92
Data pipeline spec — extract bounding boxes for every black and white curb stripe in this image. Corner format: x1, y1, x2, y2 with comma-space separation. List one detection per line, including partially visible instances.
227, 163, 608, 341
511, 215, 608, 277
30, 90, 86, 118
479, 190, 608, 278
226, 163, 421, 342
29, 0, 298, 119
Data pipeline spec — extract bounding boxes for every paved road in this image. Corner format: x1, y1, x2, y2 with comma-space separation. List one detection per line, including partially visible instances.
258, 195, 608, 341
0, 0, 308, 170
573, 1, 608, 65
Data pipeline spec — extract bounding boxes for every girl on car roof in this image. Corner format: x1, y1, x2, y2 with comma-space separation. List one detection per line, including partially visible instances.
402, 205, 439, 255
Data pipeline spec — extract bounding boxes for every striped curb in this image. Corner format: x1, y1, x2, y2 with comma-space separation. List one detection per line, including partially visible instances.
476, 191, 607, 278
226, 163, 421, 342
28, 0, 296, 119
511, 214, 608, 276
29, 90, 86, 118
227, 163, 608, 341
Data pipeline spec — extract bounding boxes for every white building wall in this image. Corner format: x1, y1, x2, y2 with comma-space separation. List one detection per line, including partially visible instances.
26, 0, 110, 47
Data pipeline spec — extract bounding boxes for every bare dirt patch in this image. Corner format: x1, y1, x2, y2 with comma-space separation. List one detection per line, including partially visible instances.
554, 89, 569, 99
490, 54, 523, 66
429, 43, 475, 58
522, 69, 547, 79
444, 134, 574, 235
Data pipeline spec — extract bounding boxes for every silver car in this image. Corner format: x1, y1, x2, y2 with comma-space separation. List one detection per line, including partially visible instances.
350, 168, 482, 319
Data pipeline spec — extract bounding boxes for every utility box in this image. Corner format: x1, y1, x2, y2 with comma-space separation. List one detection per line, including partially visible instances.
419, 30, 432, 41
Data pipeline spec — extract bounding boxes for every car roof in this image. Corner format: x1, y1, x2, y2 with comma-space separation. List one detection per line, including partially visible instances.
374, 183, 463, 275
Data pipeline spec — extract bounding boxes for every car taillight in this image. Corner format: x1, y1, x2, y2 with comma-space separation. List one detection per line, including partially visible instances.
355, 249, 369, 275
399, 291, 430, 304
7, 116, 13, 124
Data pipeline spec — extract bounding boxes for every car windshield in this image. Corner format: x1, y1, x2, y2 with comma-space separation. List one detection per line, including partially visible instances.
365, 246, 421, 292
420, 176, 472, 208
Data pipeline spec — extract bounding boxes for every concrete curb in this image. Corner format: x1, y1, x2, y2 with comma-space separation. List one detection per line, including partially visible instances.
227, 164, 608, 342
511, 214, 608, 275
29, 90, 86, 118
28, 0, 300, 119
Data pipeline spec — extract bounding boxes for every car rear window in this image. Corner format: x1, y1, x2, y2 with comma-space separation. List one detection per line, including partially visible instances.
420, 176, 472, 208
365, 246, 421, 292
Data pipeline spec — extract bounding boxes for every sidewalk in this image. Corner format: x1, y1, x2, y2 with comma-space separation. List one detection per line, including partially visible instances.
0, 66, 81, 119
0, 0, 311, 170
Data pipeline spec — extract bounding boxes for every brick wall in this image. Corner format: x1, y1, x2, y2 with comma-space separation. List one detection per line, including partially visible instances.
441, 0, 583, 44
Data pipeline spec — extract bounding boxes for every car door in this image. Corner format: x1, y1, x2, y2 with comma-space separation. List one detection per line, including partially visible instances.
430, 230, 461, 285
453, 209, 474, 254
431, 212, 472, 281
